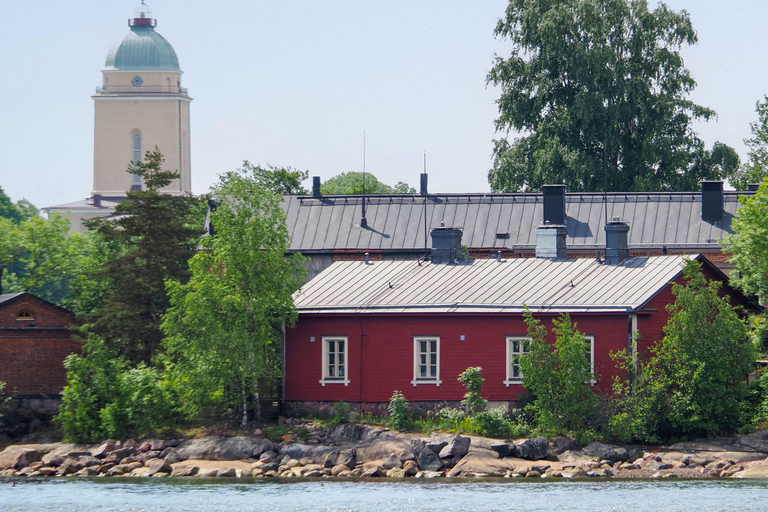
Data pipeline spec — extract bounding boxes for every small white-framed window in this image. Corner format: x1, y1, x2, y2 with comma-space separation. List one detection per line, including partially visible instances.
320, 336, 349, 386
412, 336, 441, 386
16, 311, 34, 322
504, 336, 529, 386
585, 335, 596, 384
132, 133, 142, 186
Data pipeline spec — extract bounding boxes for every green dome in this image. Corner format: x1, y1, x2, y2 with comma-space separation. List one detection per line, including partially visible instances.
105, 24, 181, 72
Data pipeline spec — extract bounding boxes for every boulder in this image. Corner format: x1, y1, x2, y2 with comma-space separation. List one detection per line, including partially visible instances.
439, 434, 471, 460
586, 468, 613, 478
217, 467, 238, 478
278, 444, 315, 460
176, 436, 268, 461
582, 441, 620, 461
77, 455, 102, 467
75, 467, 99, 477
331, 464, 349, 476
146, 458, 172, 475
91, 442, 116, 458
386, 468, 407, 478
41, 452, 66, 467
515, 437, 551, 461
424, 441, 448, 456
57, 458, 84, 476
415, 470, 444, 478
251, 439, 277, 458
403, 460, 419, 476
12, 448, 42, 470
323, 451, 340, 468
551, 437, 581, 455
490, 443, 512, 459
338, 449, 357, 470
418, 448, 445, 472
137, 451, 162, 464
382, 454, 403, 470
161, 448, 183, 465
447, 448, 516, 477
260, 450, 277, 462
599, 448, 629, 465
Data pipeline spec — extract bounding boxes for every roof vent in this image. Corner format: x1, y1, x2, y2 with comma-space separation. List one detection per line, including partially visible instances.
542, 184, 566, 225
431, 227, 462, 264
701, 181, 723, 222
420, 173, 428, 196
604, 221, 629, 265
535, 224, 567, 259
312, 176, 321, 198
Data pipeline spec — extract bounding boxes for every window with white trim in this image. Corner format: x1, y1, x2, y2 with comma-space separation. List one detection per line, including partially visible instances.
320, 336, 349, 386
504, 336, 529, 386
132, 133, 142, 186
412, 336, 441, 386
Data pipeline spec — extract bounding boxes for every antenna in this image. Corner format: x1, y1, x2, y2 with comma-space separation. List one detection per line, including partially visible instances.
360, 131, 367, 228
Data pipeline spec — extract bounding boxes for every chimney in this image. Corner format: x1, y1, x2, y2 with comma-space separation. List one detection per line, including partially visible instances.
431, 227, 462, 264
207, 198, 217, 236
748, 183, 760, 192
604, 220, 630, 265
420, 173, 428, 196
535, 224, 567, 259
93, 194, 102, 208
701, 181, 723, 222
312, 176, 321, 197
542, 185, 566, 225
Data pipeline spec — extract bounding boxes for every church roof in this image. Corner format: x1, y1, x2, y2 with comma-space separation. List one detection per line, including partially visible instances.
104, 23, 181, 72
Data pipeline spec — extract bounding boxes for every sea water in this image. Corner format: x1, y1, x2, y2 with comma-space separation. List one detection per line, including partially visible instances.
2, 478, 768, 512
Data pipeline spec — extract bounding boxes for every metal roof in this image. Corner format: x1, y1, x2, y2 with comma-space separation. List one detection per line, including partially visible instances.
105, 25, 181, 71
294, 255, 694, 314
283, 191, 748, 254
0, 293, 25, 306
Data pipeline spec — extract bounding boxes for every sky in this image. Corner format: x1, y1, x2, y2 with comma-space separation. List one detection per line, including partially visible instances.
2, 1, 768, 209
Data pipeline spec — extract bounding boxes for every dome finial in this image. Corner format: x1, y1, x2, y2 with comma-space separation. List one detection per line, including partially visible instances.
130, 1, 156, 27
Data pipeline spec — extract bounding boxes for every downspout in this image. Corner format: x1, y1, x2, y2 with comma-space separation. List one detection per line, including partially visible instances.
357, 317, 365, 407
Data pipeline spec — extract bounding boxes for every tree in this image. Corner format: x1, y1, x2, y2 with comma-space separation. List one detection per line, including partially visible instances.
487, 0, 737, 193
86, 148, 203, 366
610, 260, 755, 442
730, 96, 768, 190
0, 187, 37, 223
519, 309, 599, 440
320, 172, 416, 195
239, 161, 309, 195
725, 181, 768, 300
162, 166, 306, 424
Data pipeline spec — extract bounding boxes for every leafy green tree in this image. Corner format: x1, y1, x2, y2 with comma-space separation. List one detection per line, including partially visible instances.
731, 96, 768, 191
86, 148, 203, 365
239, 161, 309, 195
163, 166, 306, 425
320, 172, 415, 195
610, 260, 755, 442
725, 181, 768, 300
0, 186, 24, 223
458, 367, 487, 414
519, 309, 599, 439
487, 0, 737, 193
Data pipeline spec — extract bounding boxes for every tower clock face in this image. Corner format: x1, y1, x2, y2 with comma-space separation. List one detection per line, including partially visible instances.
132, 75, 143, 87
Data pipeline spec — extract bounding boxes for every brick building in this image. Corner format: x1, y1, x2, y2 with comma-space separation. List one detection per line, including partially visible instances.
0, 293, 80, 396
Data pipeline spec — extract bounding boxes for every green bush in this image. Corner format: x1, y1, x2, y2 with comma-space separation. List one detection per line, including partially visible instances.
387, 390, 409, 430
458, 367, 487, 414
331, 401, 350, 425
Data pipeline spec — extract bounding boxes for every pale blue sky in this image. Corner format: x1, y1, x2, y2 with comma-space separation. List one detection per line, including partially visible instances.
1, 1, 767, 209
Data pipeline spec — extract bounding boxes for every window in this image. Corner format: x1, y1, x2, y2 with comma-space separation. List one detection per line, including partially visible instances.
320, 336, 349, 386
412, 336, 441, 386
132, 133, 142, 186
505, 336, 529, 386
16, 311, 34, 321
585, 335, 595, 384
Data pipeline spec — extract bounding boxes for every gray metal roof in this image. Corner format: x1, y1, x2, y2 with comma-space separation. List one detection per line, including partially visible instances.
294, 255, 694, 314
0, 293, 24, 305
283, 191, 748, 254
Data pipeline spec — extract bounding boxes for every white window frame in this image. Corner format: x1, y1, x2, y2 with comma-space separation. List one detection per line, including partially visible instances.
585, 335, 596, 385
320, 336, 349, 386
504, 336, 529, 386
411, 336, 441, 386
132, 133, 142, 186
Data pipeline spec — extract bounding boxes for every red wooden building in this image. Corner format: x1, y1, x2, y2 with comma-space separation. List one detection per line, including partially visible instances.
284, 225, 756, 412
0, 293, 80, 396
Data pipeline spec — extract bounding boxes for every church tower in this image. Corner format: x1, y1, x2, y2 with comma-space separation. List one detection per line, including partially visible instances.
92, 1, 191, 197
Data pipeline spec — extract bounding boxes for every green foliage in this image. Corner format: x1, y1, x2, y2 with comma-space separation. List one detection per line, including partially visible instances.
519, 309, 599, 437
458, 366, 487, 414
56, 334, 176, 442
610, 260, 756, 442
163, 165, 306, 425
86, 148, 203, 365
731, 97, 768, 190
387, 390, 409, 430
487, 0, 736, 192
331, 401, 350, 425
320, 172, 415, 195
726, 181, 768, 300
239, 161, 309, 195
0, 186, 36, 223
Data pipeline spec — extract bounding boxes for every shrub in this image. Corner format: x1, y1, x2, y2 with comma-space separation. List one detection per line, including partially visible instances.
331, 401, 350, 425
458, 366, 487, 414
387, 390, 409, 430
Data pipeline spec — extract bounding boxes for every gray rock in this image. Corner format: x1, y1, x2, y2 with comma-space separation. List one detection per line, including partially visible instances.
515, 437, 551, 461
278, 444, 315, 460
386, 468, 407, 478
217, 467, 237, 478
331, 424, 367, 441
171, 464, 200, 476
382, 454, 403, 470
12, 449, 41, 470
57, 458, 84, 476
323, 451, 339, 468
551, 437, 581, 454
490, 443, 512, 459
418, 448, 445, 472
338, 449, 357, 470
77, 455, 101, 467
439, 434, 471, 460
599, 448, 629, 465
146, 458, 172, 475
41, 452, 66, 467
587, 468, 613, 478
161, 448, 184, 464
331, 464, 349, 476
176, 436, 268, 461
260, 450, 277, 462
251, 439, 276, 458
530, 464, 551, 474
425, 441, 448, 456
738, 430, 768, 453
91, 442, 116, 458
75, 467, 99, 477
137, 451, 162, 464
646, 461, 671, 471
583, 441, 620, 461
403, 460, 419, 476
149, 439, 166, 451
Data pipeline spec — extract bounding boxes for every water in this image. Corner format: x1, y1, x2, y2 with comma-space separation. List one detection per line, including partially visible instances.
2, 478, 768, 512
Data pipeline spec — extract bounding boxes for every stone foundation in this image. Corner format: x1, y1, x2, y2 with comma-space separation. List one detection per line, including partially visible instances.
285, 400, 516, 418
1, 395, 62, 439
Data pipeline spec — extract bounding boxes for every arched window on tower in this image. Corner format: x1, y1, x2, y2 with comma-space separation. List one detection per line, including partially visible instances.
132, 133, 142, 187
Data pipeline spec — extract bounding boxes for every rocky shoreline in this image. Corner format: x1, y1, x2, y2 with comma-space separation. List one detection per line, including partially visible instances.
3, 422, 768, 480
